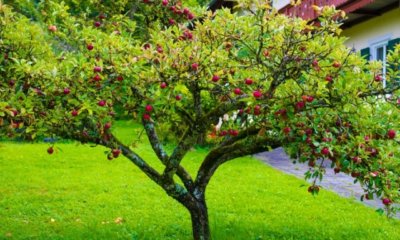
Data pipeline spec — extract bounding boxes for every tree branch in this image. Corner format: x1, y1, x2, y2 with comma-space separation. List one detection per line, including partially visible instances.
194, 135, 281, 193
218, 125, 261, 147
104, 132, 197, 202
107, 133, 163, 185
163, 128, 199, 180
142, 119, 169, 162
359, 85, 400, 98
142, 119, 195, 190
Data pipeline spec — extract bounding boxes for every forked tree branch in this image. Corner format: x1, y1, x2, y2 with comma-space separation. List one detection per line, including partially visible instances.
195, 135, 282, 193
142, 120, 194, 190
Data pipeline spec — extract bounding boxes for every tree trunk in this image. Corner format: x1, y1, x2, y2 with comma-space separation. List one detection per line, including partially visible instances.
188, 198, 210, 240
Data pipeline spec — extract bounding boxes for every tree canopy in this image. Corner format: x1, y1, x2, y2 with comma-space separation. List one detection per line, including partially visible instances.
1, 1, 399, 239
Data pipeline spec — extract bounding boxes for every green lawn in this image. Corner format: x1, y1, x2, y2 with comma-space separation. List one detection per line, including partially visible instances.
1, 121, 399, 239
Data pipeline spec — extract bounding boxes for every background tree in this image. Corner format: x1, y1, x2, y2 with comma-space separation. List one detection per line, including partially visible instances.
1, 1, 399, 240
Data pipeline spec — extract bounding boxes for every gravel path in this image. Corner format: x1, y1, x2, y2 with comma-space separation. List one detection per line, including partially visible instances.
255, 148, 388, 211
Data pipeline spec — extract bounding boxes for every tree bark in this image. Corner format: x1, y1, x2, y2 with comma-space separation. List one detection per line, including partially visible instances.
188, 198, 210, 240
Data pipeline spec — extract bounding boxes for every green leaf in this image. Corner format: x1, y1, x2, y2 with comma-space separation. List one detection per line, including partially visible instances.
237, 47, 250, 59
375, 208, 385, 216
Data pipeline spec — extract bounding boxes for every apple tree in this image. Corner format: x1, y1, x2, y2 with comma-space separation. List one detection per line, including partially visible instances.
1, 1, 400, 239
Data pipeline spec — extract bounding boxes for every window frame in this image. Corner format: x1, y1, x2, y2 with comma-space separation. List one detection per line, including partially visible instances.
371, 42, 387, 87
369, 34, 392, 88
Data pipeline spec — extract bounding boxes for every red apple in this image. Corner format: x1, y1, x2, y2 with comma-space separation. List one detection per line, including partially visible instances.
187, 12, 194, 20
104, 122, 112, 130
112, 149, 121, 158
351, 171, 360, 178
175, 95, 182, 101
191, 63, 199, 71
321, 147, 330, 156
99, 13, 106, 20
322, 137, 332, 142
308, 160, 315, 167
160, 82, 167, 89
98, 100, 106, 107
374, 75, 383, 82
229, 129, 239, 136
93, 74, 101, 81
234, 88, 241, 95
352, 156, 362, 164
48, 25, 57, 32
143, 114, 151, 121
253, 90, 262, 99
334, 167, 340, 174
254, 105, 261, 115
295, 101, 305, 110
183, 30, 193, 40
263, 50, 270, 57
87, 43, 94, 51
143, 43, 151, 50
225, 42, 232, 50
332, 61, 341, 68
245, 78, 253, 85
63, 88, 70, 95
212, 75, 220, 82
156, 46, 163, 53
325, 75, 333, 82
94, 66, 102, 72
387, 129, 396, 139
145, 105, 153, 112
382, 198, 391, 206
71, 109, 78, 117
8, 79, 15, 87
283, 127, 291, 135
47, 147, 54, 154
368, 147, 378, 157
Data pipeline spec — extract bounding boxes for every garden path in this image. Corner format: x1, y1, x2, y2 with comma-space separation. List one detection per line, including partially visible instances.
255, 148, 399, 217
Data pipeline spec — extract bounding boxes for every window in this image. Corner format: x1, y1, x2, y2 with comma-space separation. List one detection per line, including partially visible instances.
371, 42, 388, 88
360, 37, 400, 88
368, 34, 392, 88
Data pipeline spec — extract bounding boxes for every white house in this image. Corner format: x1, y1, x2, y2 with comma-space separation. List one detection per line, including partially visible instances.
277, 0, 400, 85
209, 0, 400, 83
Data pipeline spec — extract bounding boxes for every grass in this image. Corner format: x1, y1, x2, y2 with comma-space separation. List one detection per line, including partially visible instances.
1, 121, 399, 239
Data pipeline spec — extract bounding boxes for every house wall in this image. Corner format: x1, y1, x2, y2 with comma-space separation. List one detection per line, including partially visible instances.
342, 8, 400, 51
